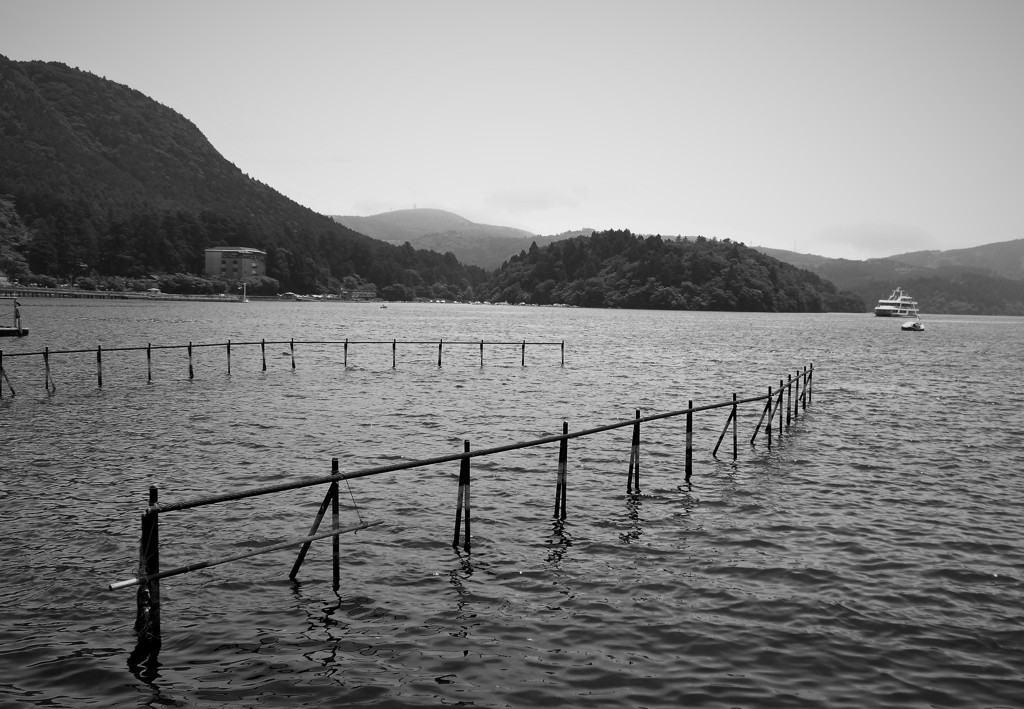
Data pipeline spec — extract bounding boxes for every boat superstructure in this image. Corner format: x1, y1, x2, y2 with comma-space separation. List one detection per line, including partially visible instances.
874, 287, 919, 317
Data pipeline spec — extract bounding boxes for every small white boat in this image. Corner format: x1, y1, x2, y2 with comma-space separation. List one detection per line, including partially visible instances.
874, 287, 920, 317
901, 319, 924, 332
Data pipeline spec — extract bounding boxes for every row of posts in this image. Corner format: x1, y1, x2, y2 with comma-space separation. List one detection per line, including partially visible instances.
0, 339, 565, 395
124, 363, 811, 658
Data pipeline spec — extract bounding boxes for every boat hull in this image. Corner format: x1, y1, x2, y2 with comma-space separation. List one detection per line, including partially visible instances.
0, 327, 28, 337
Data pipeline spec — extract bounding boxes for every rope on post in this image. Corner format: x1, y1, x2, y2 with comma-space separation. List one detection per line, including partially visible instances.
452, 440, 471, 550
685, 400, 693, 481
555, 421, 568, 518
627, 409, 640, 494
97, 345, 103, 387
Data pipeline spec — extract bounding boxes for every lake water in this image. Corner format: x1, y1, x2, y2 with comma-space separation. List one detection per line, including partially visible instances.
1, 299, 1022, 708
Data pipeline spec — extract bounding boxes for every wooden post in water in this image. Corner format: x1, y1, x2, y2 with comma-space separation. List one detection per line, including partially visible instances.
521, 340, 526, 367
479, 339, 484, 367
44, 347, 54, 394
146, 343, 152, 383
555, 421, 568, 519
188, 343, 194, 380
807, 364, 813, 405
136, 485, 161, 646
452, 441, 471, 551
330, 457, 340, 590
344, 339, 349, 368
438, 339, 443, 368
226, 340, 231, 376
793, 369, 799, 420
732, 393, 738, 460
774, 379, 782, 440
627, 409, 641, 494
766, 386, 773, 449
685, 401, 693, 481
290, 338, 296, 370
261, 339, 267, 371
561, 340, 565, 367
787, 374, 792, 427
289, 458, 338, 582
392, 339, 396, 369
97, 345, 103, 387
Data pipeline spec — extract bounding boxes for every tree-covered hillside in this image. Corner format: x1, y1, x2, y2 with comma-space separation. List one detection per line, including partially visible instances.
482, 230, 865, 312
0, 56, 488, 296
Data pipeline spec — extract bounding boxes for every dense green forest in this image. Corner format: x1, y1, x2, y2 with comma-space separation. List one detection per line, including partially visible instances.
483, 230, 864, 312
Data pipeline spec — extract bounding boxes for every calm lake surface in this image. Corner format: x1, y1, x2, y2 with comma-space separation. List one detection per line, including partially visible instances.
1, 299, 1022, 708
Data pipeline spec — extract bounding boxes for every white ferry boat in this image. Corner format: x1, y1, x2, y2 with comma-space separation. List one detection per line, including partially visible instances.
874, 287, 920, 317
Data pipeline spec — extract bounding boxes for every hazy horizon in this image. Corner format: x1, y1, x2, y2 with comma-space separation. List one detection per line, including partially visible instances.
3, 0, 1022, 260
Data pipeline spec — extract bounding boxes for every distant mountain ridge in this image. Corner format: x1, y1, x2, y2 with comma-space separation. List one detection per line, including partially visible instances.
332, 209, 589, 269
756, 239, 1024, 315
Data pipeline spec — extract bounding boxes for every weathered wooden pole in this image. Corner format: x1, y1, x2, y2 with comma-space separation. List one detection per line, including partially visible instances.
290, 338, 296, 370
136, 485, 161, 645
188, 343, 194, 380
43, 347, 54, 394
479, 339, 484, 367
786, 374, 792, 427
261, 339, 267, 371
453, 440, 471, 550
146, 343, 153, 383
778, 380, 784, 439
627, 409, 641, 494
344, 338, 349, 367
793, 369, 799, 420
331, 458, 340, 590
685, 400, 693, 481
96, 345, 103, 387
555, 421, 568, 518
392, 339, 396, 369
226, 340, 231, 376
807, 364, 813, 405
561, 340, 565, 367
521, 340, 526, 367
438, 339, 443, 368
289, 458, 338, 581
766, 386, 773, 449
732, 393, 738, 460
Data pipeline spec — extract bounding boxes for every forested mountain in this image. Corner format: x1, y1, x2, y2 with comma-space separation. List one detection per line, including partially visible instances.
332, 208, 583, 269
483, 230, 865, 312
0, 56, 487, 296
758, 240, 1024, 315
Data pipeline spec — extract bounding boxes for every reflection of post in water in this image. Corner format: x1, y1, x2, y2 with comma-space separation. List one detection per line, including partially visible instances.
546, 519, 573, 566
448, 551, 474, 613
620, 495, 644, 543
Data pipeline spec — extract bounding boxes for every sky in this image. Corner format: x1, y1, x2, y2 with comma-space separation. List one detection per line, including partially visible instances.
2, 0, 1023, 260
